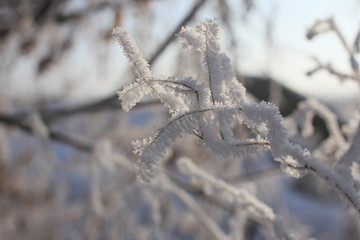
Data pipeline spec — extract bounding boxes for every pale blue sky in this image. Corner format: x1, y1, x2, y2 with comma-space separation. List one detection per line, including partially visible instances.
238, 0, 360, 100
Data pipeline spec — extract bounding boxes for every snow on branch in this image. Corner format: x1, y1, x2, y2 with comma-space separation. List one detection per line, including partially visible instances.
288, 98, 347, 158
112, 27, 152, 81
243, 101, 360, 214
176, 158, 297, 240
113, 19, 360, 215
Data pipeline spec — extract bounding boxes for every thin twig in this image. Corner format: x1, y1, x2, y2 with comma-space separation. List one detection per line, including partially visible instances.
307, 18, 360, 83
163, 174, 229, 240
0, 113, 93, 152
307, 57, 355, 81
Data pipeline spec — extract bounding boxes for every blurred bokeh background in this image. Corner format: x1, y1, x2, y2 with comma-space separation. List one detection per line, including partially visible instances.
1, 0, 360, 239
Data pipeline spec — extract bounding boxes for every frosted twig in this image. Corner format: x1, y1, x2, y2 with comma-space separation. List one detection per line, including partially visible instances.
112, 27, 152, 81
176, 158, 297, 240
294, 98, 347, 149
161, 173, 230, 240
282, 144, 360, 215
116, 19, 360, 216
306, 17, 360, 83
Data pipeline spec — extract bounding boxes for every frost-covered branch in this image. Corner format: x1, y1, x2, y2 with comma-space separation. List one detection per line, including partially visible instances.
176, 158, 297, 240
161, 173, 230, 240
242, 101, 360, 214
287, 98, 347, 162
114, 19, 360, 216
112, 27, 152, 81
133, 106, 269, 183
